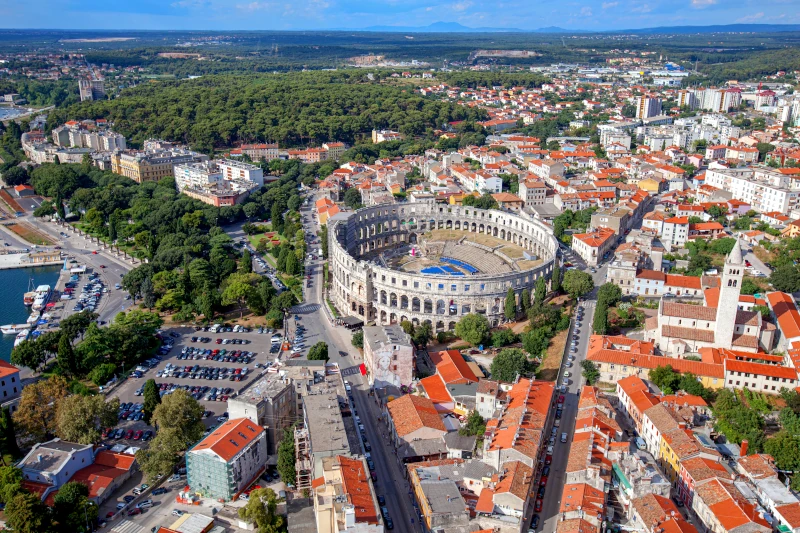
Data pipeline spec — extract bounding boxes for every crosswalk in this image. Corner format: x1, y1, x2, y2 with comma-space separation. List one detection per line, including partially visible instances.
291, 303, 321, 314
341, 365, 361, 376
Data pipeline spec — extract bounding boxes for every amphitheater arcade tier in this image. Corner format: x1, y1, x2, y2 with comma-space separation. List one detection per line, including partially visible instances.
328, 203, 559, 332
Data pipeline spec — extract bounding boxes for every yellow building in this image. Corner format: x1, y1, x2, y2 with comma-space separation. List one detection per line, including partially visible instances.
638, 177, 663, 194
448, 191, 480, 205
111, 149, 207, 184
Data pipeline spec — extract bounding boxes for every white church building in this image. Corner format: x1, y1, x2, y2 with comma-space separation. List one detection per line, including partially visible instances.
645, 238, 776, 356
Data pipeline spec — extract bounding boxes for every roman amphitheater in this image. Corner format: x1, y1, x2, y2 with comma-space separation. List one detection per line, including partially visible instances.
328, 202, 559, 332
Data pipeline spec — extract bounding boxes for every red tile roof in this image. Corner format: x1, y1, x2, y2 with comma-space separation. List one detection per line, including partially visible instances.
338, 456, 380, 524
387, 394, 447, 437
587, 349, 725, 379
192, 418, 265, 462
0, 360, 19, 379
725, 359, 798, 380
767, 291, 800, 339
431, 350, 478, 384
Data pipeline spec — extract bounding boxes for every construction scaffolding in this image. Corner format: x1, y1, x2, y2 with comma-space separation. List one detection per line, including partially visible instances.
294, 425, 312, 492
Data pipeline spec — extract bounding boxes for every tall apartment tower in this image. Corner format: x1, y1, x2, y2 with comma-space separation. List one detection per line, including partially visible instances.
715, 237, 744, 350
635, 96, 662, 119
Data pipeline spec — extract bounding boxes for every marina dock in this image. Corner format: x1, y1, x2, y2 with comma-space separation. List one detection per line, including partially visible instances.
0, 251, 63, 270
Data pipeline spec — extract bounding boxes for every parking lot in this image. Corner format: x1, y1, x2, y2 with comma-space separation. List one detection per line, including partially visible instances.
106, 324, 292, 445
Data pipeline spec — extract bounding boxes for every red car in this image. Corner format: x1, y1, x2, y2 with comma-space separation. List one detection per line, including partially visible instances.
133, 430, 143, 440
534, 499, 543, 512
558, 395, 565, 405
99, 265, 106, 268
92, 251, 98, 254
216, 339, 222, 344
370, 472, 377, 482
106, 512, 114, 519
545, 455, 553, 465
127, 508, 141, 516
540, 476, 548, 487
124, 429, 134, 440
102, 427, 112, 439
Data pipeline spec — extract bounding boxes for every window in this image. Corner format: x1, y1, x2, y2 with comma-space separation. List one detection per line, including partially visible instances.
414, 281, 419, 289
451, 284, 457, 292
438, 284, 444, 290
464, 284, 470, 292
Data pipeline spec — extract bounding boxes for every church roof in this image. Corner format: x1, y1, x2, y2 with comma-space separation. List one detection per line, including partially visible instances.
727, 236, 744, 265
662, 302, 717, 321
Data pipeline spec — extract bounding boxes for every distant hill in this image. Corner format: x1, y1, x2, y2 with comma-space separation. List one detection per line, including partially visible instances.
361, 21, 800, 34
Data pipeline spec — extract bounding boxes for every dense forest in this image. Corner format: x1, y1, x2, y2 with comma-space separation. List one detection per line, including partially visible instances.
47, 71, 487, 152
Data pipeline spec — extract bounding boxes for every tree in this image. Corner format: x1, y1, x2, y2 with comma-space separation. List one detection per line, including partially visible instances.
136, 426, 189, 482
490, 348, 531, 382
241, 249, 253, 273
764, 431, 800, 484
143, 378, 162, 425
277, 426, 296, 485
522, 328, 550, 358
551, 266, 562, 294
54, 481, 96, 533
56, 394, 119, 445
308, 341, 329, 361
10, 338, 47, 372
344, 188, 362, 208
581, 360, 600, 385
592, 304, 609, 335
13, 376, 69, 441
687, 254, 712, 275
459, 411, 486, 437
533, 276, 547, 309
141, 277, 156, 310
491, 328, 518, 348
150, 390, 204, 445
504, 288, 516, 320
649, 365, 681, 394
770, 265, 800, 293
285, 250, 299, 276
520, 288, 531, 314
0, 407, 21, 459
412, 321, 433, 347
0, 465, 23, 504
57, 333, 77, 376
740, 279, 761, 296
351, 331, 363, 349
238, 488, 284, 532
596, 283, 622, 307
5, 491, 54, 533
562, 270, 594, 299
88, 363, 117, 386
455, 313, 491, 347
222, 273, 258, 317
2, 166, 29, 186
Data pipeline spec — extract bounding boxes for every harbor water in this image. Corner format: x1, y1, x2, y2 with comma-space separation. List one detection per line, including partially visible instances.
0, 265, 61, 362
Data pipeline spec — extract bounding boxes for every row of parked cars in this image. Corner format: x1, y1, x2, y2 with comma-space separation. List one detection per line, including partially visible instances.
157, 382, 235, 402
69, 273, 107, 313
178, 347, 256, 364
159, 363, 251, 382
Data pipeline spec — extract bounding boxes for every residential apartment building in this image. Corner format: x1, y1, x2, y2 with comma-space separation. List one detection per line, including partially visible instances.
313, 455, 383, 533
218, 159, 265, 187
52, 123, 126, 151
0, 361, 21, 402
571, 226, 616, 266
703, 166, 800, 214
528, 159, 565, 181
233, 143, 281, 161
636, 96, 663, 119
186, 418, 267, 501
362, 325, 415, 389
226, 373, 295, 454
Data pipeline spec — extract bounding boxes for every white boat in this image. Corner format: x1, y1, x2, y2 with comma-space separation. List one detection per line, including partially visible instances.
23, 277, 35, 306
13, 329, 31, 346
31, 284, 52, 312
1, 324, 30, 335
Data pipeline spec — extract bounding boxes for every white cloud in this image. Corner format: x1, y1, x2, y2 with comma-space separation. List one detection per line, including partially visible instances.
236, 1, 274, 10
580, 6, 593, 16
736, 11, 764, 22
631, 3, 653, 13
602, 2, 619, 8
451, 1, 472, 11
690, 0, 716, 8
170, 0, 209, 8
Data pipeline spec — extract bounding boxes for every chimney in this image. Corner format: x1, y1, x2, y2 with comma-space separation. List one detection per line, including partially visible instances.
740, 439, 749, 456
37, 454, 43, 463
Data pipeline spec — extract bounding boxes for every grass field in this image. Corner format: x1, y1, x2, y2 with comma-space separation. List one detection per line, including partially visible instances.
537, 328, 568, 382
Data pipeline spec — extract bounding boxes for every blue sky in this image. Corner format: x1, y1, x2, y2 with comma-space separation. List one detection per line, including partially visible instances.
1, 0, 799, 30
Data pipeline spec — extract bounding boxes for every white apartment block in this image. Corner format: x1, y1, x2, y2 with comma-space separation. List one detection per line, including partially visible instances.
175, 161, 223, 191
689, 88, 743, 113
218, 159, 265, 187
52, 125, 126, 151
704, 167, 800, 214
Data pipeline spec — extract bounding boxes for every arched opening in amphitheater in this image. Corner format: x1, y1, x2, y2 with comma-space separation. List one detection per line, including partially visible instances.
329, 204, 559, 332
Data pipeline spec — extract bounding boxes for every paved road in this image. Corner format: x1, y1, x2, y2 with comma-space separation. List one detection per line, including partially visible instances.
537, 261, 608, 532
292, 196, 420, 533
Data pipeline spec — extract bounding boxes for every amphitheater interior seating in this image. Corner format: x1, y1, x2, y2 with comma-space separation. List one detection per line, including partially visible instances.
441, 241, 512, 274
